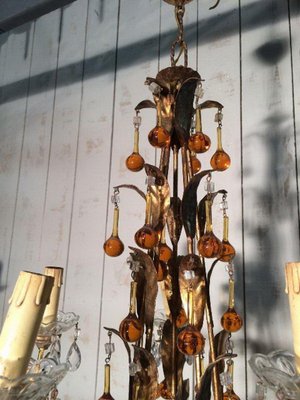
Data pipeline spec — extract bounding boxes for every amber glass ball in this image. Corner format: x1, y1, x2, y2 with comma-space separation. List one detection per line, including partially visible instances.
191, 155, 201, 174
125, 152, 144, 172
98, 394, 115, 400
198, 232, 222, 258
103, 235, 124, 257
158, 381, 173, 399
119, 313, 143, 342
210, 150, 231, 171
221, 308, 243, 333
155, 260, 167, 282
177, 325, 205, 356
223, 389, 240, 400
188, 132, 211, 153
134, 224, 158, 249
159, 243, 172, 263
220, 241, 236, 262
148, 126, 170, 148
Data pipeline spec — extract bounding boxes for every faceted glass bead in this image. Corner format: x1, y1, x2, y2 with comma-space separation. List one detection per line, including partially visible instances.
103, 235, 124, 257
220, 240, 236, 262
134, 224, 158, 249
188, 132, 211, 153
119, 313, 143, 342
176, 307, 188, 328
221, 308, 243, 333
223, 389, 240, 400
98, 394, 115, 400
148, 126, 170, 148
177, 325, 205, 356
210, 150, 231, 171
125, 152, 144, 172
198, 232, 222, 258
191, 154, 201, 174
159, 243, 172, 263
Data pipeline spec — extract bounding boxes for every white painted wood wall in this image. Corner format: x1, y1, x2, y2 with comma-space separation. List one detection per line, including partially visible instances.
0, 0, 299, 399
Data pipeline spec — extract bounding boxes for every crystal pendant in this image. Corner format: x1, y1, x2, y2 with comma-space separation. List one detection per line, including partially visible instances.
47, 336, 61, 364
210, 126, 231, 171
119, 281, 143, 342
221, 308, 243, 333
103, 207, 124, 257
66, 341, 81, 371
177, 324, 205, 356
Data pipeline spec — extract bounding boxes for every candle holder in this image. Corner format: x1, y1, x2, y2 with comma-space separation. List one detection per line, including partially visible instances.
0, 311, 81, 400
249, 350, 300, 400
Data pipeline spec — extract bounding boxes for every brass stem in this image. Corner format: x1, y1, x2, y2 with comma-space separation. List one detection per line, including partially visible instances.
187, 288, 194, 325
181, 146, 189, 189
228, 278, 235, 309
186, 148, 193, 180
133, 128, 139, 153
145, 192, 152, 225
205, 200, 213, 233
104, 364, 111, 394
217, 127, 223, 151
223, 215, 229, 242
161, 227, 166, 244
157, 100, 162, 127
38, 347, 45, 361
129, 281, 138, 314
112, 207, 119, 237
187, 237, 193, 254
196, 107, 202, 132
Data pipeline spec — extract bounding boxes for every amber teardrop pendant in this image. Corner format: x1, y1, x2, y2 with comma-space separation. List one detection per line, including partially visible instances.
126, 126, 144, 172
177, 324, 205, 356
119, 282, 143, 342
103, 207, 124, 257
220, 215, 236, 262
97, 364, 115, 400
210, 127, 231, 171
223, 389, 241, 400
188, 108, 211, 153
221, 278, 243, 332
159, 243, 172, 263
191, 152, 201, 174
135, 224, 158, 249
148, 100, 170, 148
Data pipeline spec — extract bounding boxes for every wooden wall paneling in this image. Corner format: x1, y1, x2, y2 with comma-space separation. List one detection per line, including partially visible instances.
2, 10, 62, 305
96, 0, 161, 397
195, 1, 246, 397
289, 0, 300, 238
0, 22, 37, 322
59, 0, 120, 398
241, 0, 300, 395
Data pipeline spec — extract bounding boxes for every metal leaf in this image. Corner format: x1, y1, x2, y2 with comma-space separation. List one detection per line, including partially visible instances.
181, 169, 212, 239
167, 197, 182, 246
129, 247, 158, 348
179, 254, 206, 330
198, 190, 227, 236
213, 330, 230, 378
175, 77, 200, 144
135, 100, 156, 111
114, 184, 146, 200
104, 327, 131, 363
144, 164, 170, 233
133, 346, 158, 400
161, 319, 185, 397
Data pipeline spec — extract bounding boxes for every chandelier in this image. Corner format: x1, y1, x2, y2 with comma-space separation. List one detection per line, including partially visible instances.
100, 0, 242, 399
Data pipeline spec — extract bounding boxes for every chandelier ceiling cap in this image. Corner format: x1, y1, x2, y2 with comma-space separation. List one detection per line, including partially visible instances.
163, 0, 194, 5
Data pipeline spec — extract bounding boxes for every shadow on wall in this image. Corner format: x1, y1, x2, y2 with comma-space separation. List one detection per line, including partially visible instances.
0, 0, 299, 105
0, 261, 6, 292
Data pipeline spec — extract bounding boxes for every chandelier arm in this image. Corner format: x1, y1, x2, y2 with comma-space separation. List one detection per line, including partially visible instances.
209, 0, 221, 10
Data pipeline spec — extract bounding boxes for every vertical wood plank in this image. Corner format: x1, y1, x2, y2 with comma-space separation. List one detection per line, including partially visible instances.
0, 23, 36, 322
241, 0, 300, 396
96, 0, 161, 397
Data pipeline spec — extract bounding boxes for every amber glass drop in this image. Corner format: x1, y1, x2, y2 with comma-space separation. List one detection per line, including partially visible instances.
198, 232, 222, 258
158, 381, 173, 399
119, 313, 143, 342
176, 307, 188, 328
135, 224, 158, 249
191, 153, 201, 174
155, 259, 167, 282
220, 241, 236, 262
177, 325, 205, 356
223, 389, 240, 400
159, 243, 172, 263
103, 235, 124, 257
97, 365, 115, 400
188, 132, 211, 154
221, 308, 243, 333
126, 152, 144, 172
210, 150, 231, 171
148, 126, 170, 148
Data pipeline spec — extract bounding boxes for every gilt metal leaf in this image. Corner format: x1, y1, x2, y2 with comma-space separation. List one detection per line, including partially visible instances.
167, 197, 182, 246
133, 346, 158, 400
